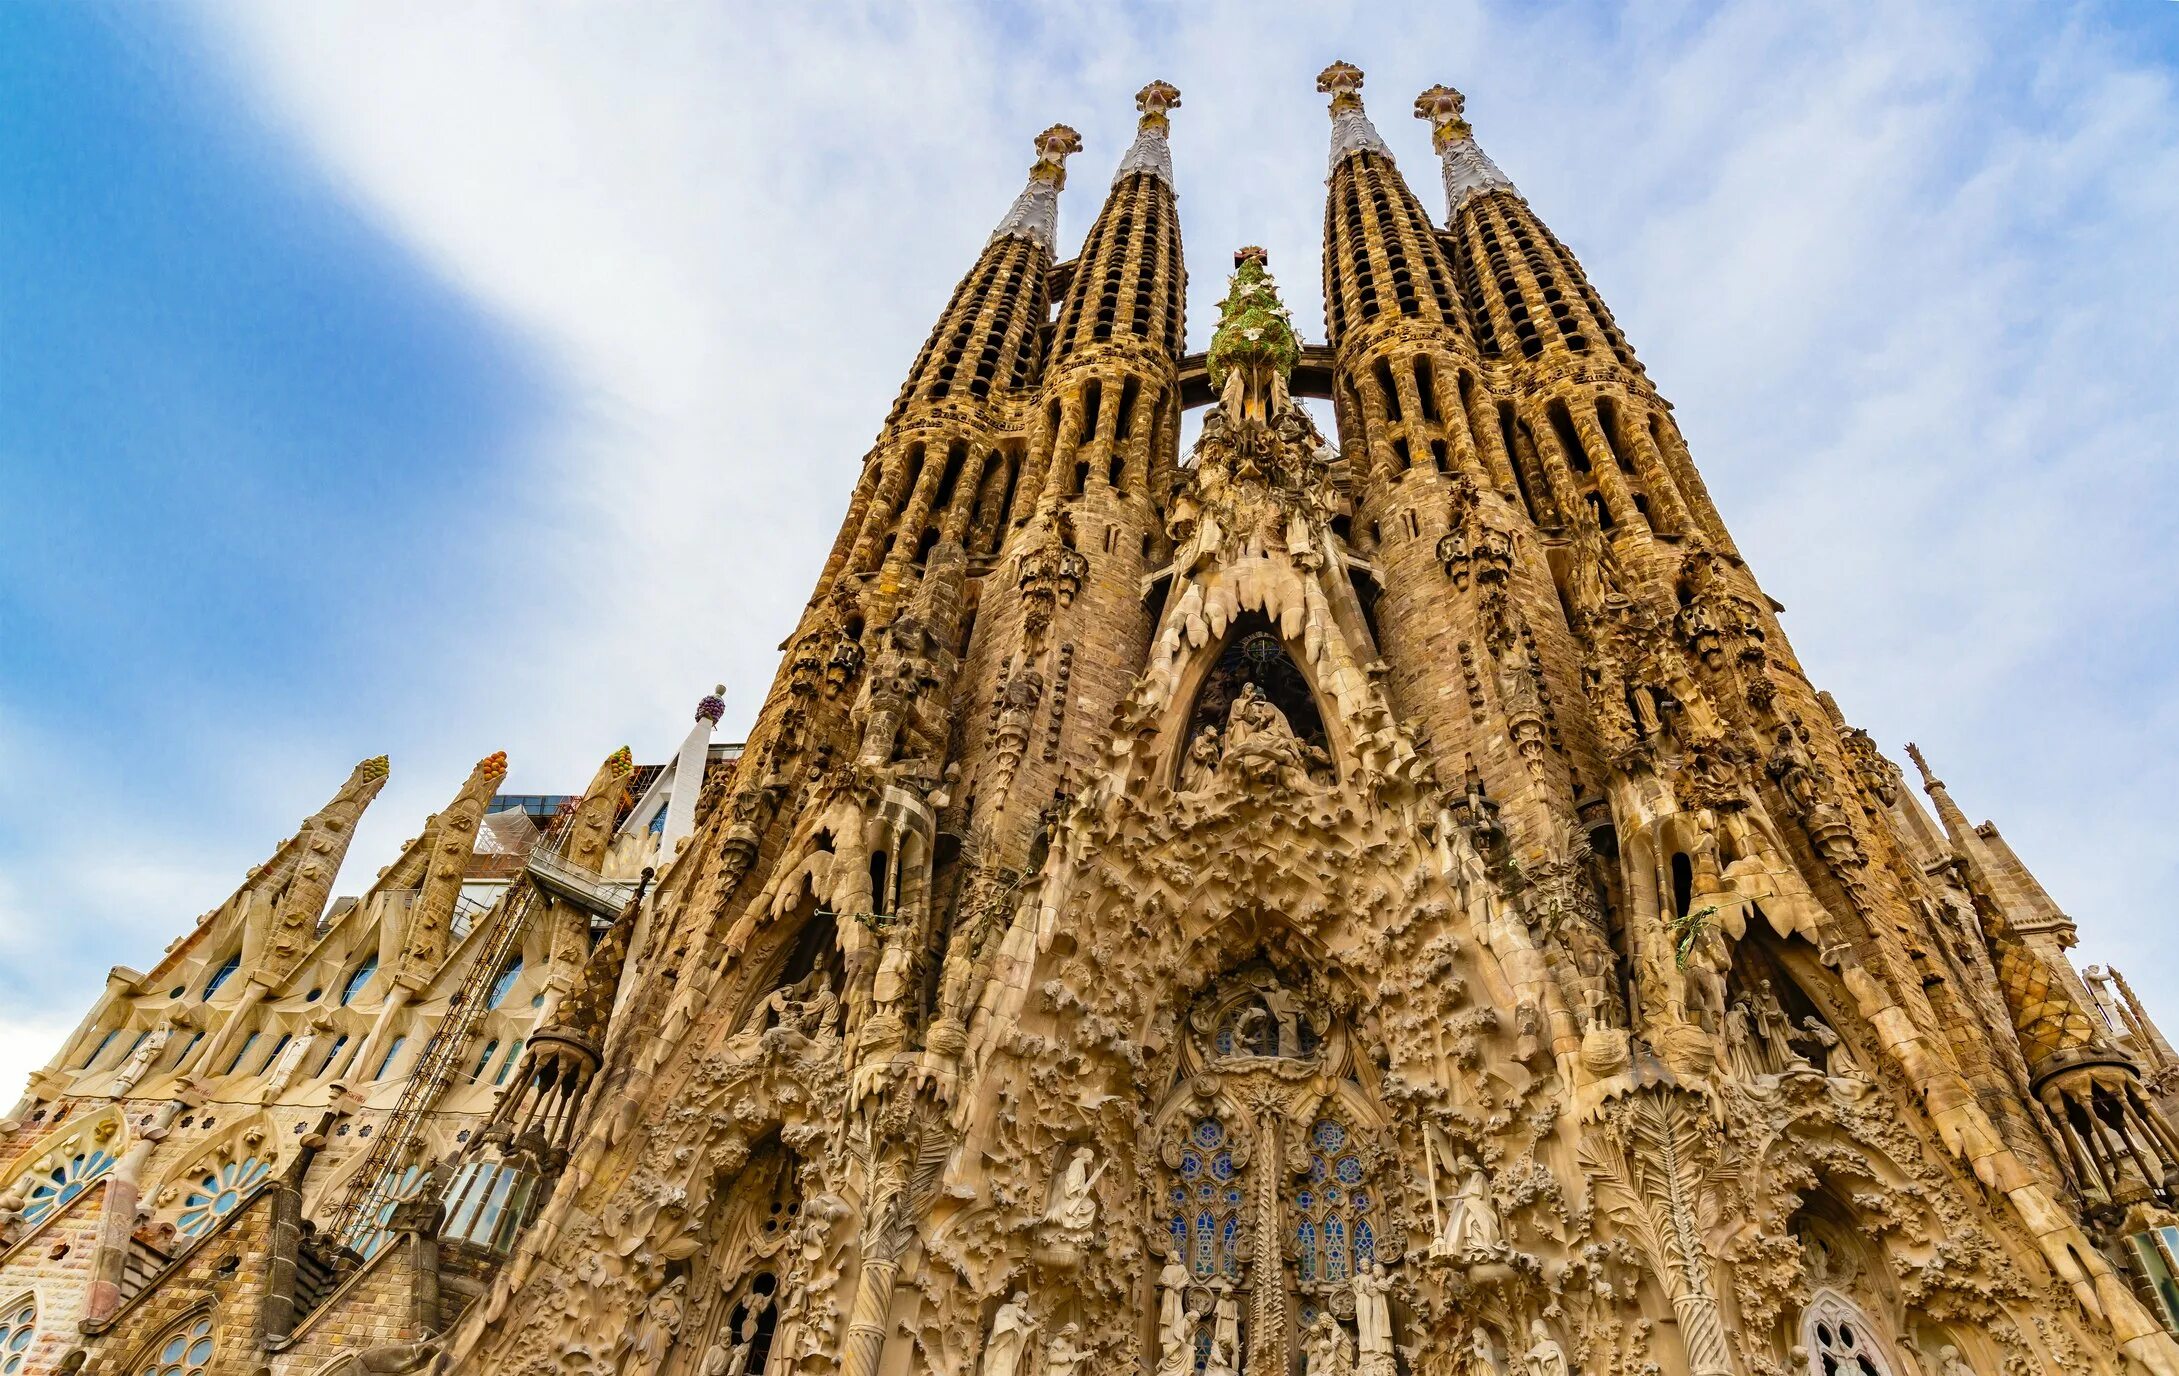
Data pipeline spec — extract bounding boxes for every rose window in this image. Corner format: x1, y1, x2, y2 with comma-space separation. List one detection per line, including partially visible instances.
176, 1157, 274, 1239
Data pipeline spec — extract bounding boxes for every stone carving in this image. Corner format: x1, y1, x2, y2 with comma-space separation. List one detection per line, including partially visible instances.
978, 1293, 1035, 1376
1043, 1323, 1090, 1376
1156, 1256, 1193, 1373
1434, 1156, 1503, 1259
1522, 1321, 1568, 1376
1352, 1264, 1395, 1371
109, 1011, 189, 1096
1303, 1312, 1356, 1376
1041, 1145, 1105, 1237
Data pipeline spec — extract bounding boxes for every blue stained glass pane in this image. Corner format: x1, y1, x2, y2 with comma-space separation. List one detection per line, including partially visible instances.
1224, 1189, 1241, 1204
1170, 1186, 1187, 1204
1297, 1190, 1313, 1210
1296, 1220, 1316, 1281
1195, 1213, 1215, 1276
1210, 1152, 1234, 1181
1215, 1027, 1234, 1055
1194, 1330, 1212, 1372
1352, 1190, 1370, 1211
1180, 1152, 1201, 1179
1356, 1219, 1375, 1264
1336, 1155, 1363, 1183
1198, 1183, 1213, 1201
1312, 1120, 1347, 1151
1193, 1119, 1224, 1148
1221, 1217, 1241, 1275
1325, 1186, 1342, 1205
1308, 1158, 1327, 1182
1325, 1216, 1349, 1281
1170, 1215, 1188, 1256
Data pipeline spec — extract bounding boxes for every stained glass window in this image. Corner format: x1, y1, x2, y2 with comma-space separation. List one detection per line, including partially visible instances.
78, 1029, 119, 1069
176, 1156, 274, 1239
136, 1315, 213, 1376
487, 957, 524, 1009
1800, 1291, 1894, 1376
340, 955, 379, 1006
373, 1036, 408, 1080
1168, 1116, 1246, 1280
1292, 1118, 1371, 1286
1, 1295, 34, 1376
202, 955, 240, 1000
21, 1147, 117, 1225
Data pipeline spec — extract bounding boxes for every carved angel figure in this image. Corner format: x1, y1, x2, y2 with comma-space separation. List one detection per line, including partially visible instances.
1179, 725, 1223, 794
617, 1275, 685, 1376
1464, 1325, 1503, 1376
1352, 1264, 1395, 1361
1437, 1158, 1501, 1257
1042, 1146, 1106, 1235
1043, 1323, 1091, 1376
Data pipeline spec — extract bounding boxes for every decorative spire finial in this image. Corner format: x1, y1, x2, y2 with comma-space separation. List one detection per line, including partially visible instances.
1207, 246, 1300, 424
696, 685, 726, 723
1316, 61, 1391, 171
992, 124, 1082, 250
357, 755, 390, 781
475, 750, 509, 781
1416, 82, 1513, 214
1904, 742, 1941, 791
1115, 80, 1181, 187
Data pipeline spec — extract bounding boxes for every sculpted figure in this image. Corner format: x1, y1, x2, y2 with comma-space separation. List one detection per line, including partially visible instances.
111, 1012, 189, 1095
618, 1275, 685, 1376
1723, 999, 1768, 1081
1043, 1323, 1090, 1376
1209, 1278, 1242, 1376
1042, 1146, 1106, 1235
1438, 1158, 1501, 1256
1466, 1326, 1503, 1376
1935, 1345, 1976, 1376
260, 1010, 333, 1102
978, 1293, 1035, 1376
1157, 1256, 1193, 1370
1179, 726, 1222, 794
1304, 1312, 1356, 1376
1752, 979, 1798, 1068
1353, 1263, 1395, 1363
1522, 1320, 1568, 1376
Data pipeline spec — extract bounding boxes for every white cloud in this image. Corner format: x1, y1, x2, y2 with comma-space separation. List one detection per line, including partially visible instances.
9, 2, 2175, 1056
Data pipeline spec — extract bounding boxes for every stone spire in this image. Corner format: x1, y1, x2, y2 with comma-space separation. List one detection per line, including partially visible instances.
1415, 84, 1514, 216
393, 750, 507, 989
1113, 79, 1180, 187
656, 687, 723, 861
1317, 61, 1392, 172
256, 754, 390, 982
991, 122, 1084, 251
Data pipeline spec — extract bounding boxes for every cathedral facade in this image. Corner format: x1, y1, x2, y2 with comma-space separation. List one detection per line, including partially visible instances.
7, 65, 2179, 1376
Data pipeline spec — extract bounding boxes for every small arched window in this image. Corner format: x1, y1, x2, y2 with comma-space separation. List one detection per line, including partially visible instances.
202, 955, 241, 1000
176, 1155, 274, 1239
1801, 1290, 1895, 1376
1, 1294, 36, 1376
373, 1036, 408, 1080
340, 955, 379, 1006
1291, 1117, 1375, 1285
137, 1314, 214, 1376
487, 957, 523, 1009
1167, 1116, 1246, 1280
78, 1029, 120, 1068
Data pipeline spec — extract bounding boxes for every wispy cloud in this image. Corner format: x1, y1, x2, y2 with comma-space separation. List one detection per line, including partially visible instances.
2, 0, 2173, 1092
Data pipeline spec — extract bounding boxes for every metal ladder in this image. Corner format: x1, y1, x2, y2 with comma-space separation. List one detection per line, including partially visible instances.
327, 879, 537, 1251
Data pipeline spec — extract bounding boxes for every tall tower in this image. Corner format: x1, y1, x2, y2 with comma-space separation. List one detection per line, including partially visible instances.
22, 65, 2179, 1376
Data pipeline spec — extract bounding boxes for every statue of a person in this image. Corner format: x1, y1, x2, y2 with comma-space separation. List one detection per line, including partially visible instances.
1352, 1263, 1395, 1361
1156, 1256, 1192, 1369
1438, 1158, 1501, 1256
111, 1013, 186, 1095
1723, 999, 1767, 1081
1043, 1146, 1106, 1235
617, 1275, 685, 1376
1043, 1323, 1091, 1376
978, 1293, 1035, 1376
1934, 1344, 1976, 1376
1180, 726, 1222, 793
1465, 1326, 1503, 1376
1303, 1312, 1356, 1376
1522, 1320, 1568, 1376
1209, 1278, 1241, 1374
1752, 979, 1798, 1068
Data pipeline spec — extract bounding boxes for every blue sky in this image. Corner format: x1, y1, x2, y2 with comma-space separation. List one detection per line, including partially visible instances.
2, 1, 2176, 1096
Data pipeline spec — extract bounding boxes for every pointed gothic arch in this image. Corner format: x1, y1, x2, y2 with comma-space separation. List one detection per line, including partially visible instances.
1, 1104, 126, 1243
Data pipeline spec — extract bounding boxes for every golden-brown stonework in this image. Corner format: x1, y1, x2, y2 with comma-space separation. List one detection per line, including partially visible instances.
7, 67, 2179, 1376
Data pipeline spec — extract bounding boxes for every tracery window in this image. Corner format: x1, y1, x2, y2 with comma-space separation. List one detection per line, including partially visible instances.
175, 1155, 274, 1239
137, 1315, 214, 1376
1801, 1290, 1895, 1376
1292, 1118, 1374, 1285
1167, 1116, 1247, 1280
1, 1296, 34, 1376
21, 1146, 117, 1225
